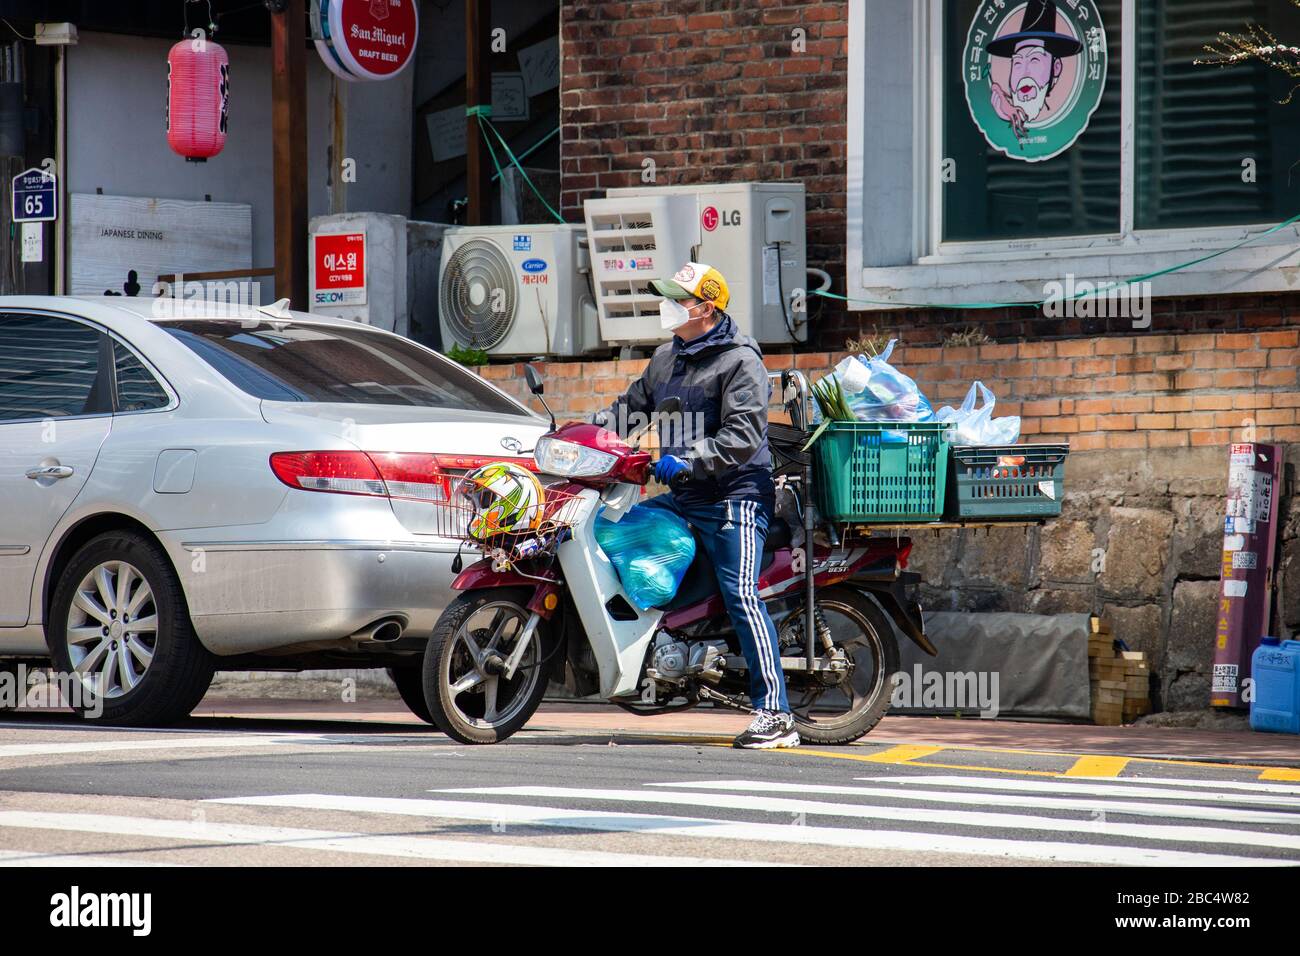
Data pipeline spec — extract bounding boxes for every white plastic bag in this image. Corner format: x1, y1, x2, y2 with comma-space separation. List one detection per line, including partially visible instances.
833, 340, 935, 422
936, 381, 1020, 445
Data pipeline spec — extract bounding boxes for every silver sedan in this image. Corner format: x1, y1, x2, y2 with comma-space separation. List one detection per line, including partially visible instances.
0, 296, 549, 725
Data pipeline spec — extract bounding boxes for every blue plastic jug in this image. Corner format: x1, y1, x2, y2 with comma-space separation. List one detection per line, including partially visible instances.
1250, 637, 1300, 735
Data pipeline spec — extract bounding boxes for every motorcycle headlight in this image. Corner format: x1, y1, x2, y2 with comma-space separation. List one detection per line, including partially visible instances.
534, 437, 618, 477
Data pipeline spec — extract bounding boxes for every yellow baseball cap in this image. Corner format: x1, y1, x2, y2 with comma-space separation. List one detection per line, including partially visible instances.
650, 261, 730, 311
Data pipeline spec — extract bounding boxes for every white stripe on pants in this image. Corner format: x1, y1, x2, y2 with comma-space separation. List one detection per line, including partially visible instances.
738, 500, 782, 711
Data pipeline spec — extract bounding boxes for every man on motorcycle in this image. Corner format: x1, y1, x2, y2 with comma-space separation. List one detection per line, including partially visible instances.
594, 262, 798, 750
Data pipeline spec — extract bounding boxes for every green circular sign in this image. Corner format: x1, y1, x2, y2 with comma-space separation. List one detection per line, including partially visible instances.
963, 0, 1108, 163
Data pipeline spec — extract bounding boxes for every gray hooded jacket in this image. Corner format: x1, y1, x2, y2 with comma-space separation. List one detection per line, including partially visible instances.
594, 312, 774, 506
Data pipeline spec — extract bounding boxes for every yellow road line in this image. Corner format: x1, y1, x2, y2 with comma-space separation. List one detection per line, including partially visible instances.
1259, 767, 1300, 781
854, 744, 944, 763
788, 751, 1064, 777
575, 729, 1300, 781
1064, 755, 1132, 777
868, 738, 1299, 776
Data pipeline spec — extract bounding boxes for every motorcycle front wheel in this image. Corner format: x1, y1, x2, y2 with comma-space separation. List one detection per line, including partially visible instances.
423, 588, 555, 744
785, 586, 900, 745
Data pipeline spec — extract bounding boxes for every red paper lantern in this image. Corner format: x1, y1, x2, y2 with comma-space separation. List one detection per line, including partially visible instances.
166, 38, 229, 161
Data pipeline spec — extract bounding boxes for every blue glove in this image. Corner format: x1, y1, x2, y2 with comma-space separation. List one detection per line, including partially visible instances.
654, 455, 690, 487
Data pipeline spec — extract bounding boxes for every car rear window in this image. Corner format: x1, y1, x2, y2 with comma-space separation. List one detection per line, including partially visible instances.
160, 320, 526, 414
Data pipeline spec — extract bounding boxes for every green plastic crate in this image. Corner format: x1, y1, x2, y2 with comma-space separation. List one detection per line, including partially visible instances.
946, 443, 1068, 518
813, 422, 950, 522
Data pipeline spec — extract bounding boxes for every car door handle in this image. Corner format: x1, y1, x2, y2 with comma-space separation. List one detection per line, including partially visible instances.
26, 465, 74, 480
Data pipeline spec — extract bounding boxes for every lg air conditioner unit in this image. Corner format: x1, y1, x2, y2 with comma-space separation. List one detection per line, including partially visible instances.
583, 182, 807, 347
437, 224, 602, 357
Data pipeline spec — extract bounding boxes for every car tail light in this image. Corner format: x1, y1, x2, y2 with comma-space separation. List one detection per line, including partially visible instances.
270, 451, 451, 501
369, 452, 453, 502
432, 454, 539, 473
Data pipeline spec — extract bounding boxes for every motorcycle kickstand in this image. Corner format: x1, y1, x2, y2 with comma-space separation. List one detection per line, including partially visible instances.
696, 685, 753, 714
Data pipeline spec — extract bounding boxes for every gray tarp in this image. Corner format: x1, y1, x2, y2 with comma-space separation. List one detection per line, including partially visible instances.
891, 612, 1092, 720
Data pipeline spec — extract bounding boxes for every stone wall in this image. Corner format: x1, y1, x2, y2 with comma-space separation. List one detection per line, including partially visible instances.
906, 447, 1298, 712
478, 330, 1299, 711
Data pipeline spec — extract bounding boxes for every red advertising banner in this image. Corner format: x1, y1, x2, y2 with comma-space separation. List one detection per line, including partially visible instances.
312, 231, 366, 307
1211, 442, 1285, 709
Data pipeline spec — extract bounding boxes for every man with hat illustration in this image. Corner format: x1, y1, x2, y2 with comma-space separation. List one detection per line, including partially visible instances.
987, 0, 1083, 142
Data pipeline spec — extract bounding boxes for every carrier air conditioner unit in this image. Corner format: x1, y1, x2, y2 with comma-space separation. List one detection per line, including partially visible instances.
437, 224, 602, 357
582, 182, 807, 347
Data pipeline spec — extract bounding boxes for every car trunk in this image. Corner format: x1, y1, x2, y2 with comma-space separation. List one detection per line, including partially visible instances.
261, 401, 550, 535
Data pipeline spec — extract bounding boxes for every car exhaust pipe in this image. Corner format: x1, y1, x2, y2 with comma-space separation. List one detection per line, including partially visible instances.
350, 618, 405, 643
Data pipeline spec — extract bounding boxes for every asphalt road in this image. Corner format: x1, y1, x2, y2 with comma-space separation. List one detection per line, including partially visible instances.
0, 706, 1297, 867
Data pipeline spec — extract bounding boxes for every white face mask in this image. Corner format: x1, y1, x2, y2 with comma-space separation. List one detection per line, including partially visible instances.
659, 298, 693, 331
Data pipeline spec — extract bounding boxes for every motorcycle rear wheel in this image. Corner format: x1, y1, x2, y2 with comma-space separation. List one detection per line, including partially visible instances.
785, 586, 900, 745
423, 588, 554, 744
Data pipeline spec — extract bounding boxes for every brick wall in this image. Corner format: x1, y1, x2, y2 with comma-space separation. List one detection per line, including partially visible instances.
557, 1, 1300, 350
481, 329, 1300, 448
559, 0, 852, 335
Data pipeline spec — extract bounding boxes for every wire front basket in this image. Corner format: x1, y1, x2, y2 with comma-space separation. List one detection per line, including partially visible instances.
430, 484, 587, 552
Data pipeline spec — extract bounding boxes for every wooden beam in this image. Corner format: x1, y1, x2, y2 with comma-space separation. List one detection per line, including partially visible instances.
465, 0, 492, 225
271, 0, 309, 308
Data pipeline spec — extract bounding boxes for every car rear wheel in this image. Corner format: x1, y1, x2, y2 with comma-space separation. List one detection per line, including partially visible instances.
47, 531, 214, 726
387, 664, 437, 726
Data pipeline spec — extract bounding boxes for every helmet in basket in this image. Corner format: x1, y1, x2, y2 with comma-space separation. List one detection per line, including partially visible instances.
457, 462, 545, 540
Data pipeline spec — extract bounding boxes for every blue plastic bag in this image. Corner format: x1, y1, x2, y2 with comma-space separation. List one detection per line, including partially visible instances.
826, 339, 934, 422
594, 503, 696, 609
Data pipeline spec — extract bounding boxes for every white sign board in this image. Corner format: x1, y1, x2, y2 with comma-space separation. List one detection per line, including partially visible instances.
427, 106, 468, 163
20, 222, 42, 263
70, 194, 253, 297
492, 73, 529, 122
425, 73, 534, 162
517, 38, 559, 97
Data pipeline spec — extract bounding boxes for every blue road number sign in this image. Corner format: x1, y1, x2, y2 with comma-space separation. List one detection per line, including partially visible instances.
12, 167, 57, 223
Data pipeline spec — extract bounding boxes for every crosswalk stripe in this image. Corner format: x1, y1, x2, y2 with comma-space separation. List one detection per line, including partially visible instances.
0, 810, 767, 867
0, 848, 180, 867
0, 733, 468, 760
643, 779, 1300, 825
1070, 776, 1300, 796
0, 735, 328, 759
207, 793, 1289, 867
867, 775, 1300, 807
437, 784, 1300, 852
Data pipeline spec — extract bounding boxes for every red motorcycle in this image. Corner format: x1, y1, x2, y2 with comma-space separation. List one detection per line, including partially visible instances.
421, 369, 935, 744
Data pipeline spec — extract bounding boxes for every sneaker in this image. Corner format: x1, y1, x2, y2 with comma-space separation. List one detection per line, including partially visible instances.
733, 709, 800, 750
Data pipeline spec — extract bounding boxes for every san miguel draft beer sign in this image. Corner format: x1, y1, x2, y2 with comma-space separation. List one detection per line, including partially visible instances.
312, 0, 418, 83
962, 0, 1108, 162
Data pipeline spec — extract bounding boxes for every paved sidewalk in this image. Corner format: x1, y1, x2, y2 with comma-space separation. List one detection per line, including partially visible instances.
187, 698, 1300, 768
